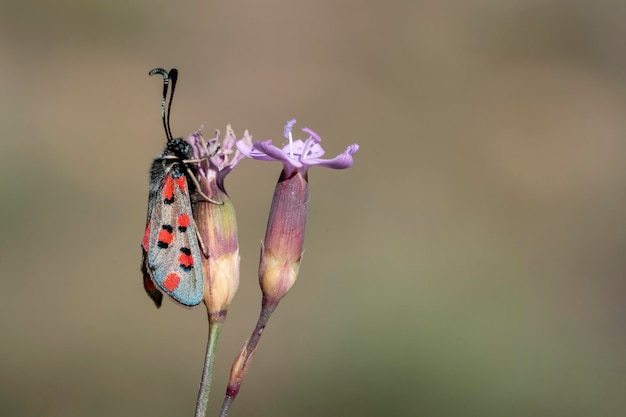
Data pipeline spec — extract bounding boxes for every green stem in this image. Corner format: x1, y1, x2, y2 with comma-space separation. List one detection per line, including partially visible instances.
218, 300, 278, 417
195, 319, 223, 417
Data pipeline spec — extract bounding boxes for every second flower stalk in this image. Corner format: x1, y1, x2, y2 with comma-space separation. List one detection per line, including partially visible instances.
220, 168, 309, 417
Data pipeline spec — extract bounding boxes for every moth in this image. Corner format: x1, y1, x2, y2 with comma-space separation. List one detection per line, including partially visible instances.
141, 68, 208, 308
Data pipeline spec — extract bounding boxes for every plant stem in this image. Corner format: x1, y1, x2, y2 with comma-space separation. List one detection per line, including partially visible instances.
194, 318, 223, 417
218, 300, 278, 417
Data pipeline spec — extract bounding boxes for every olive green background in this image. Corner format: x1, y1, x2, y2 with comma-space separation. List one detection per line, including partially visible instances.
1, 1, 625, 416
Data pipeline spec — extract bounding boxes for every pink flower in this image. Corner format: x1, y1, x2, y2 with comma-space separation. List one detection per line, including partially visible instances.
235, 120, 359, 306
236, 119, 358, 176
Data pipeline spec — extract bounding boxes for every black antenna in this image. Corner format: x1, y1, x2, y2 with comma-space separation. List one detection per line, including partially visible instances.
166, 69, 178, 141
149, 67, 178, 141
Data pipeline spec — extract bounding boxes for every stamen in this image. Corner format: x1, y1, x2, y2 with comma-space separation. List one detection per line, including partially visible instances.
284, 119, 297, 158
301, 137, 315, 160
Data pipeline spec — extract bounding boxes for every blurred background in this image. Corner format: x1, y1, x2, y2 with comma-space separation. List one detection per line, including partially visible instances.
1, 1, 625, 416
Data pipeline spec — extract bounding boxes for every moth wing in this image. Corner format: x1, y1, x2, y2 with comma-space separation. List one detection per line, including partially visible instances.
146, 170, 204, 307
141, 216, 164, 308
141, 245, 163, 308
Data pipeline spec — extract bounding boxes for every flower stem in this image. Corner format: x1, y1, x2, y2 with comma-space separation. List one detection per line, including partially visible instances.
218, 300, 278, 417
194, 317, 223, 417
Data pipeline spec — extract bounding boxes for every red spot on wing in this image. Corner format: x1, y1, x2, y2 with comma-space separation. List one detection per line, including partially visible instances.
175, 176, 187, 193
142, 222, 151, 251
177, 214, 190, 228
179, 251, 194, 269
158, 227, 174, 246
163, 273, 180, 291
162, 176, 175, 202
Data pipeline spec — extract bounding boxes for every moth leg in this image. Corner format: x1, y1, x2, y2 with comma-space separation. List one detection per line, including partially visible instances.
160, 155, 180, 161
183, 157, 207, 164
184, 165, 224, 205
160, 155, 211, 165
195, 224, 209, 258
161, 154, 223, 204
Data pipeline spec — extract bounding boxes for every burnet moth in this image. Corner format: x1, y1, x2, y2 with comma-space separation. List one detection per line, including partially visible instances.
141, 68, 209, 308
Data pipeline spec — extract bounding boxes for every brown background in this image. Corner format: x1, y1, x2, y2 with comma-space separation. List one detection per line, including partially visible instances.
2, 1, 625, 416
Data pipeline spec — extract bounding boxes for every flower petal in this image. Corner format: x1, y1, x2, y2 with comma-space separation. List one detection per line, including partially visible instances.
254, 140, 303, 169
235, 120, 358, 174
304, 143, 359, 169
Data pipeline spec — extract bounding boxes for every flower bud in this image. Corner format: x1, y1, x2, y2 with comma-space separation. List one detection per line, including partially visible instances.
259, 170, 308, 306
187, 127, 245, 322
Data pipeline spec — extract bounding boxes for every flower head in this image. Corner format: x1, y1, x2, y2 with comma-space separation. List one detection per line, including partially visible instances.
186, 126, 247, 322
236, 119, 359, 177
236, 120, 359, 306
188, 125, 248, 187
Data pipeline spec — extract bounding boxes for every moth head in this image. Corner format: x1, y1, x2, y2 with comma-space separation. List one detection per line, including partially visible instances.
167, 137, 192, 159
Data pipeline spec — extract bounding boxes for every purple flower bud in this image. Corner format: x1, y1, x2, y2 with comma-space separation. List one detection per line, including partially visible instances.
186, 126, 246, 321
